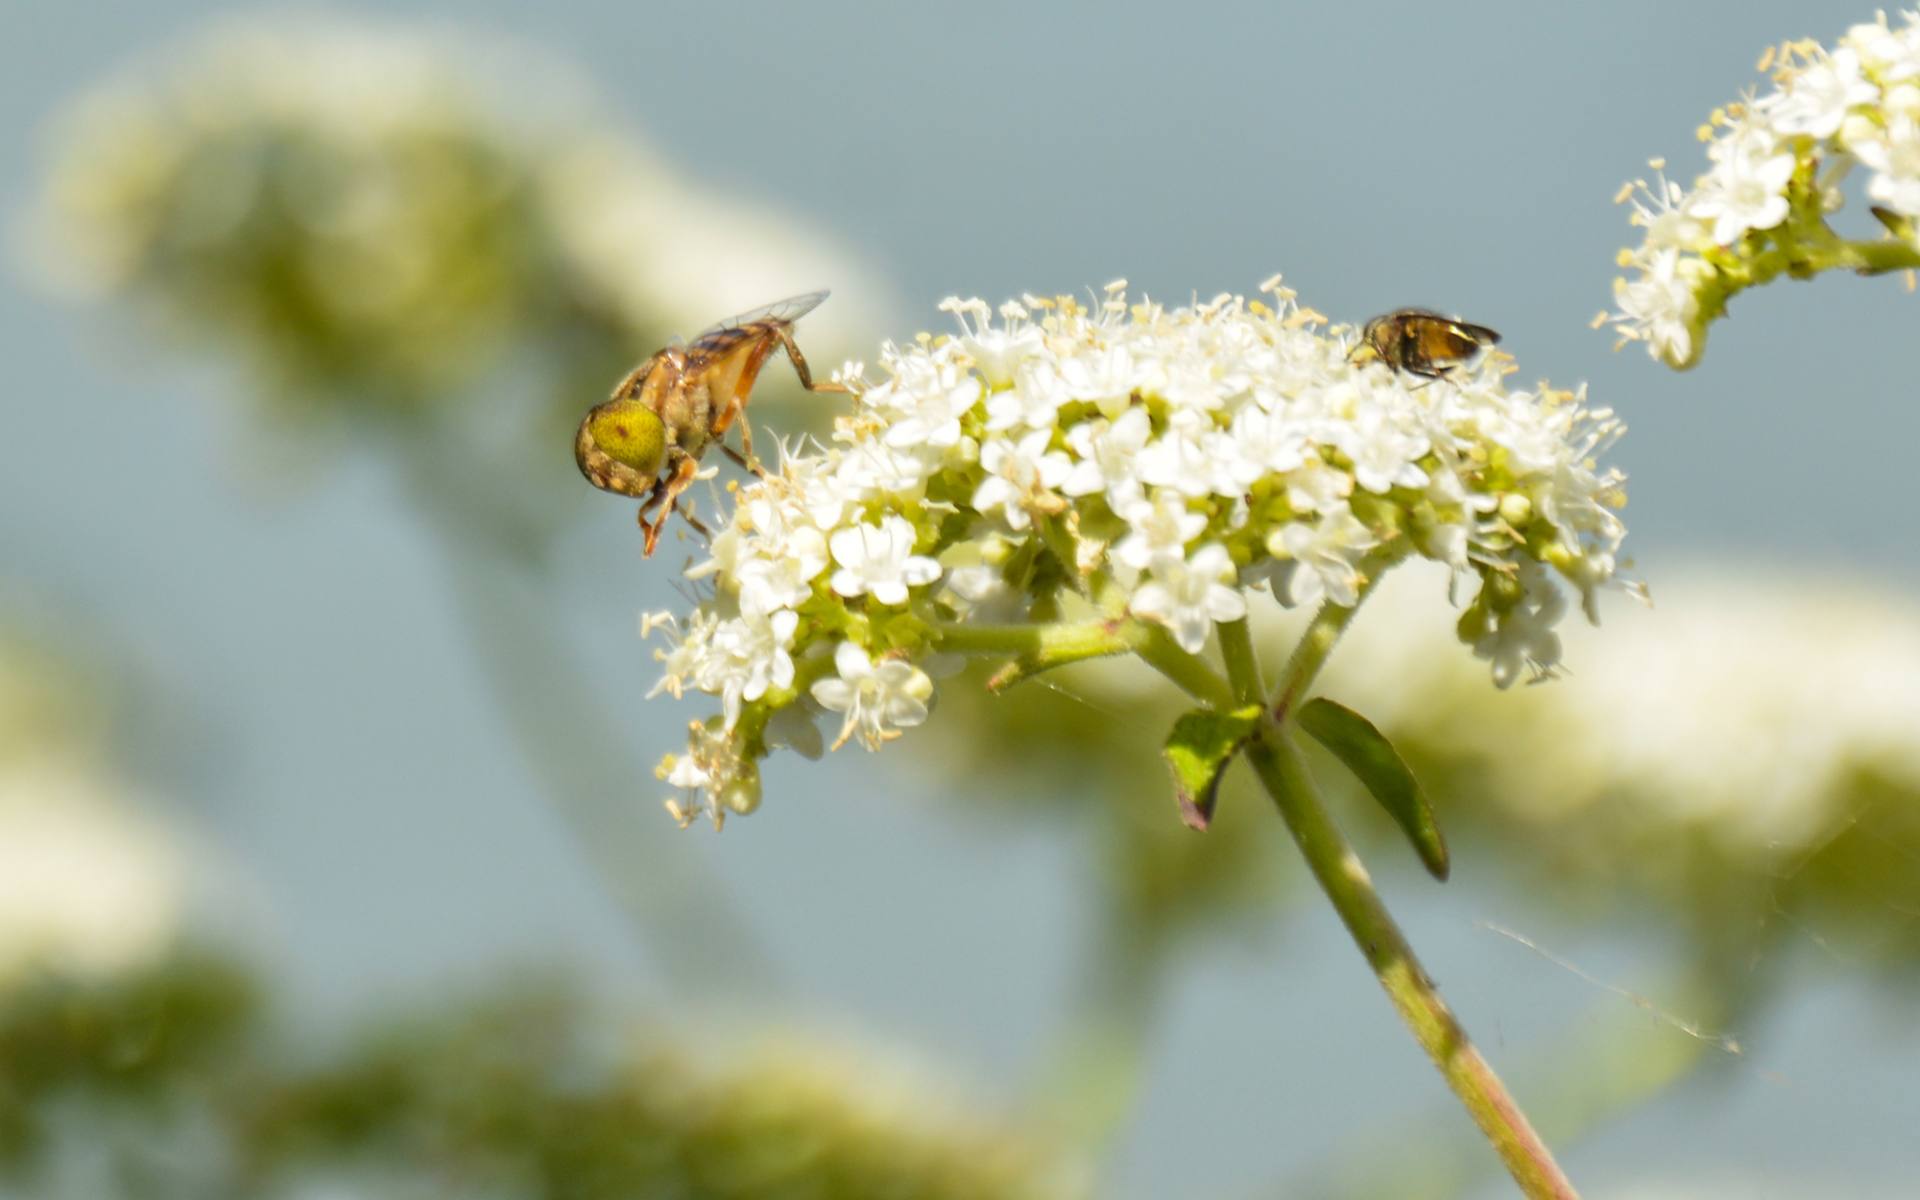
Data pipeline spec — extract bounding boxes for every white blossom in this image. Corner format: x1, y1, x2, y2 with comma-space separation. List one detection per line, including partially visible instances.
1134, 426, 1217, 499
1764, 48, 1876, 137
1688, 142, 1797, 244
1612, 247, 1704, 367
1270, 503, 1379, 608
1334, 404, 1431, 495
810, 642, 934, 750
707, 611, 800, 729
1471, 564, 1568, 688
973, 429, 1071, 531
1127, 544, 1247, 654
942, 296, 1043, 386
1611, 12, 1920, 366
885, 368, 981, 449
1285, 459, 1355, 514
1112, 489, 1207, 575
1850, 111, 1920, 216
1061, 406, 1152, 509
1058, 342, 1138, 418
1212, 402, 1309, 495
830, 516, 941, 606
987, 358, 1071, 432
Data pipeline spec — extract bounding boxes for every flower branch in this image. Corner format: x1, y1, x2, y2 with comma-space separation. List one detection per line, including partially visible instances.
627, 278, 1627, 1190
1610, 11, 1920, 368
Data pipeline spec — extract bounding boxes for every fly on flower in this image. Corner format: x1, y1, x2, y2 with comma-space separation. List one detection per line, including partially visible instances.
1350, 308, 1502, 380
575, 290, 851, 556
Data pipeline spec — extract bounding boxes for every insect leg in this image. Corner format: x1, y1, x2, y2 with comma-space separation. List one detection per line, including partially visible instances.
639, 454, 701, 557
718, 441, 771, 478
736, 413, 763, 476
775, 327, 852, 395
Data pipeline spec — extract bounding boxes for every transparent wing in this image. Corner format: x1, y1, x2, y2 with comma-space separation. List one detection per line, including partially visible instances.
693, 289, 831, 340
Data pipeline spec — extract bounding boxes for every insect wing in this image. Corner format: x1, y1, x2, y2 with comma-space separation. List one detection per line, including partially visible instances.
1447, 319, 1501, 347
692, 289, 832, 341
1413, 319, 1484, 364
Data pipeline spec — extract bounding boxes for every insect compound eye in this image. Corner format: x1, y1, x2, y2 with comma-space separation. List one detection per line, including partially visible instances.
587, 400, 668, 478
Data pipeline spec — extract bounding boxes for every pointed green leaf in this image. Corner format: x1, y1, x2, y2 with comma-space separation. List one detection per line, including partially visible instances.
1871, 205, 1917, 245
1162, 705, 1264, 830
1298, 697, 1450, 880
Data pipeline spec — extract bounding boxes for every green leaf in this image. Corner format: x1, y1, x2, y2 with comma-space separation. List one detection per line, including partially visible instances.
1162, 705, 1264, 830
1298, 697, 1450, 880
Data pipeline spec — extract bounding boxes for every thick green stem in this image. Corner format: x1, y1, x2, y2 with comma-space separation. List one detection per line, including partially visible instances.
1214, 562, 1575, 1197
1827, 236, 1920, 275
1712, 232, 1920, 320
1265, 548, 1406, 719
1269, 599, 1364, 721
1216, 616, 1265, 705
1246, 734, 1577, 1199
930, 617, 1126, 661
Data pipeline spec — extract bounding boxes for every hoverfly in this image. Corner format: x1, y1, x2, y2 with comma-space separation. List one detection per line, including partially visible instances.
575, 290, 849, 555
1350, 308, 1502, 380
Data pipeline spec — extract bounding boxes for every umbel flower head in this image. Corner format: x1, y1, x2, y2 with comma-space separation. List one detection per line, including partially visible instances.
1608, 10, 1920, 368
647, 279, 1631, 828
30, 13, 869, 418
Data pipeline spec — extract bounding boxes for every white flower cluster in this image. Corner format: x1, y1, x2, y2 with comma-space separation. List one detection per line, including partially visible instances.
1609, 11, 1920, 368
1308, 563, 1920, 860
0, 758, 182, 987
32, 13, 875, 405
650, 281, 1630, 828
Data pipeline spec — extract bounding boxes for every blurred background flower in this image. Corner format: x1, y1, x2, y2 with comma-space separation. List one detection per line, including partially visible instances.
0, 632, 184, 988
11, 3, 1920, 1197
28, 15, 876, 429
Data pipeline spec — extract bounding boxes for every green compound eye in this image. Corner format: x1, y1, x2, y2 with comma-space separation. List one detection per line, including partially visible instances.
587, 399, 667, 478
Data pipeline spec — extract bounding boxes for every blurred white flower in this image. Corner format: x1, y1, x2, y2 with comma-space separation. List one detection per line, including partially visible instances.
0, 758, 181, 986
1310, 562, 1920, 857
1850, 111, 1920, 216
1763, 47, 1877, 137
29, 12, 886, 406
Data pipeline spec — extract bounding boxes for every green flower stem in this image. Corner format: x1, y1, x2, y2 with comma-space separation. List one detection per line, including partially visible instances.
1797, 231, 1920, 276
1218, 563, 1574, 1197
1216, 617, 1265, 705
1294, 985, 1718, 1198
1707, 232, 1920, 325
1269, 598, 1365, 720
1824, 236, 1920, 275
930, 614, 1234, 707
1267, 548, 1407, 718
1243, 732, 1578, 1200
925, 622, 1121, 668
